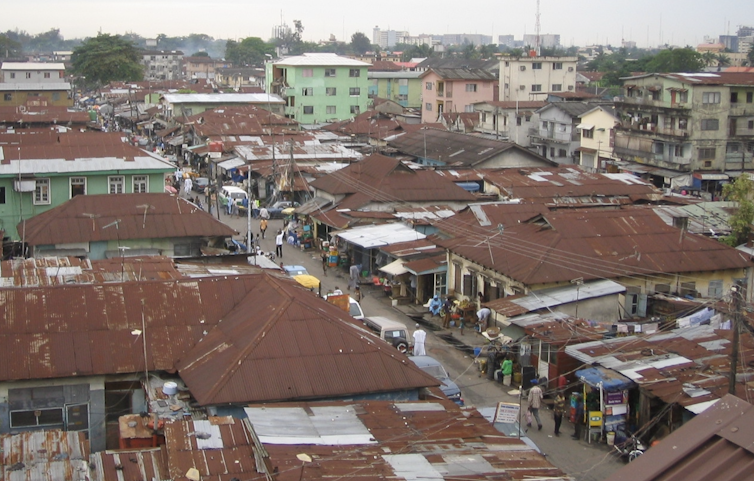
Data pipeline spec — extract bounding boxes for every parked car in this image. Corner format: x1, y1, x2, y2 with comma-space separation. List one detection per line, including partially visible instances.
193, 177, 210, 192
267, 200, 300, 219
282, 265, 309, 276
324, 294, 365, 320
477, 406, 541, 453
409, 355, 463, 405
363, 316, 410, 352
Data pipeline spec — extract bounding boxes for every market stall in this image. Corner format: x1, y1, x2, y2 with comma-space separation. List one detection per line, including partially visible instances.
575, 366, 635, 445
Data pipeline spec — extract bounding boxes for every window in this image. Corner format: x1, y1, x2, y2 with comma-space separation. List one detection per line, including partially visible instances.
302, 68, 313, 77
748, 92, 753, 103
70, 177, 86, 197
654, 142, 664, 154
664, 117, 675, 129
349, 87, 360, 96
301, 87, 313, 96
699, 148, 716, 159
542, 121, 549, 129
680, 282, 697, 298
679, 91, 688, 103
3, 93, 10, 101
349, 69, 360, 77
325, 68, 336, 77
516, 116, 522, 126
350, 105, 360, 114
108, 176, 124, 194
550, 147, 555, 157
10, 408, 64, 428
397, 94, 408, 101
553, 62, 563, 70
558, 149, 567, 157
52, 92, 60, 101
462, 273, 478, 297
700, 118, 719, 131
625, 287, 647, 317
303, 106, 314, 114
34, 179, 50, 205
532, 62, 542, 69
0, 186, 5, 204
552, 84, 562, 91
651, 90, 661, 101
326, 105, 336, 114
426, 103, 432, 111
10, 72, 15, 79
326, 87, 336, 96
26, 72, 31, 79
674, 145, 684, 156
702, 92, 721, 104
731, 92, 739, 103
582, 128, 593, 139
749, 120, 754, 130
44, 72, 50, 78
465, 105, 474, 113
132, 175, 148, 193
465, 83, 477, 92
425, 82, 433, 90
531, 84, 542, 92
678, 118, 688, 130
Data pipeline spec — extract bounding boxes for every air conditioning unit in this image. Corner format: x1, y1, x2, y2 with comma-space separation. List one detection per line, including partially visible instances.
520, 85, 526, 90
520, 66, 526, 71
14, 180, 36, 192
568, 85, 574, 90
568, 66, 574, 72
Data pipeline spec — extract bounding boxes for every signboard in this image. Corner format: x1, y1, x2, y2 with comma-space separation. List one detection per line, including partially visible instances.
326, 294, 349, 313
606, 391, 625, 405
494, 402, 520, 424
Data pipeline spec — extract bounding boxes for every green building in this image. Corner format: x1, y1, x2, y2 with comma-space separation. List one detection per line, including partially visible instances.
367, 71, 423, 108
0, 133, 174, 241
266, 53, 370, 124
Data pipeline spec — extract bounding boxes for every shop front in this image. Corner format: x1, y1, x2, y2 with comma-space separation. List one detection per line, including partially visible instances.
575, 366, 635, 445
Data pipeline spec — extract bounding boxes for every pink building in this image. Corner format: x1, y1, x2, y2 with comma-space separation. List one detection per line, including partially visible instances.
419, 68, 497, 123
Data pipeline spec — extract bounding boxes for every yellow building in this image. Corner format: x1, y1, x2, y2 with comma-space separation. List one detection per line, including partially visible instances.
0, 84, 73, 107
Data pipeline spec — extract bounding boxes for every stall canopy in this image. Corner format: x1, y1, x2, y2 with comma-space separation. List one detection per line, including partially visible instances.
576, 366, 634, 391
337, 223, 426, 249
218, 157, 246, 172
379, 259, 408, 276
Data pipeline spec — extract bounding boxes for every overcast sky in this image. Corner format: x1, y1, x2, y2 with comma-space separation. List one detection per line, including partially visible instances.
4, 0, 751, 48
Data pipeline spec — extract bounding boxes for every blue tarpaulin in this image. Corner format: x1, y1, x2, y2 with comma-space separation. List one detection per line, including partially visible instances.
576, 366, 634, 391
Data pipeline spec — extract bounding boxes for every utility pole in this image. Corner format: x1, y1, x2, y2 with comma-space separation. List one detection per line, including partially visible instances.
729, 285, 743, 395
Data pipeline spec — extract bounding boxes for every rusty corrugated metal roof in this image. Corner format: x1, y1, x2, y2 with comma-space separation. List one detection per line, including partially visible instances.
0, 106, 90, 125
0, 430, 90, 480
91, 448, 168, 481
177, 275, 439, 405
21, 193, 237, 246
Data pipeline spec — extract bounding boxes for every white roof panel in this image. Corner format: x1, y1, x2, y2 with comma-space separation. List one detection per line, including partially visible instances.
0, 152, 174, 175
274, 53, 371, 67
337, 223, 426, 248
244, 406, 375, 445
1, 62, 66, 70
163, 93, 284, 104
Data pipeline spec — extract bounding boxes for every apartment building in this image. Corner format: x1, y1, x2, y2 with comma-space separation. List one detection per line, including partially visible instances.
140, 50, 184, 81
499, 56, 577, 101
613, 72, 754, 191
266, 53, 370, 123
420, 67, 497, 123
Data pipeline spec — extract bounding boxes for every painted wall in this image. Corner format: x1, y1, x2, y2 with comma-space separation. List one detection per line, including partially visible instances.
421, 71, 496, 123
499, 57, 577, 101
0, 89, 72, 107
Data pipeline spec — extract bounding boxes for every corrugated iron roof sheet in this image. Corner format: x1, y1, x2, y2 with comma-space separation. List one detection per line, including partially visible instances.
91, 448, 168, 481
21, 193, 237, 246
0, 430, 90, 481
177, 276, 438, 405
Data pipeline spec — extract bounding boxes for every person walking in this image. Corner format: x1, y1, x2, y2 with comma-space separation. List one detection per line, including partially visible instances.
527, 379, 544, 431
572, 394, 585, 441
275, 230, 284, 258
260, 218, 268, 239
348, 263, 360, 291
321, 251, 329, 276
441, 298, 453, 328
553, 391, 565, 436
259, 206, 269, 220
184, 176, 193, 194
252, 198, 260, 219
413, 324, 427, 356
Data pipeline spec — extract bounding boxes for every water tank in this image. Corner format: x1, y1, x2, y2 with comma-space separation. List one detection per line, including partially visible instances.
162, 381, 178, 396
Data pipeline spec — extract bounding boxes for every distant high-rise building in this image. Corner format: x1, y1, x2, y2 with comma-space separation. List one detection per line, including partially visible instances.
373, 26, 409, 49
440, 34, 492, 46
272, 23, 291, 41
523, 34, 560, 49
498, 35, 515, 48
719, 35, 739, 52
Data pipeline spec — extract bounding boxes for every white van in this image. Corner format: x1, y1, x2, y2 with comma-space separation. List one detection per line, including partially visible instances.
363, 316, 410, 352
220, 186, 248, 202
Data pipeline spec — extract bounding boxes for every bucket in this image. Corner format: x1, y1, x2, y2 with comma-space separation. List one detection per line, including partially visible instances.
163, 381, 178, 396
607, 431, 615, 446
513, 372, 522, 384
474, 347, 482, 357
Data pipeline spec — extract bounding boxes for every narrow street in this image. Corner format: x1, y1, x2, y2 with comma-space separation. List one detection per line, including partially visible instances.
204, 201, 624, 481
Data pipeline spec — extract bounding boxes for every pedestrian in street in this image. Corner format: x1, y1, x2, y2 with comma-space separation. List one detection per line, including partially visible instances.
413, 324, 426, 356
572, 394, 585, 441
428, 294, 442, 316
252, 199, 260, 219
260, 218, 268, 239
476, 307, 491, 331
441, 298, 453, 328
184, 176, 193, 194
527, 379, 544, 431
553, 391, 565, 436
275, 229, 284, 258
231, 199, 240, 218
259, 206, 270, 220
333, 286, 343, 295
354, 286, 361, 302
321, 251, 329, 276
348, 263, 360, 291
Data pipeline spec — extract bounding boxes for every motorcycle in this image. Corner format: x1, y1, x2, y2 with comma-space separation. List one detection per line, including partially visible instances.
613, 434, 645, 462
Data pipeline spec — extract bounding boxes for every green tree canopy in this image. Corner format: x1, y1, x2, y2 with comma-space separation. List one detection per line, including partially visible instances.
0, 33, 22, 58
645, 47, 704, 73
350, 32, 371, 55
225, 37, 274, 66
71, 33, 143, 87
721, 175, 754, 247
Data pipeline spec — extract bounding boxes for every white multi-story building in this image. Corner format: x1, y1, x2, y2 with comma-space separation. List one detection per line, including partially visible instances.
522, 34, 561, 49
372, 27, 410, 49
499, 56, 577, 101
0, 63, 66, 83
140, 50, 183, 81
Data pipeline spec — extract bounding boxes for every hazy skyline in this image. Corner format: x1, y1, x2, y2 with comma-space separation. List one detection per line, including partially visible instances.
3, 0, 752, 49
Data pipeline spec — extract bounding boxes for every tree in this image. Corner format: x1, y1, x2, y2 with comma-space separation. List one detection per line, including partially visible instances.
0, 33, 22, 58
461, 43, 479, 60
71, 34, 143, 87
191, 51, 210, 57
276, 20, 305, 55
747, 48, 754, 66
225, 37, 274, 66
351, 32, 371, 55
721, 175, 754, 247
479, 44, 499, 59
645, 47, 704, 73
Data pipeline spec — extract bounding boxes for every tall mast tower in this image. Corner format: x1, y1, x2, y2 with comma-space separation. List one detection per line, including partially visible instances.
535, 0, 541, 56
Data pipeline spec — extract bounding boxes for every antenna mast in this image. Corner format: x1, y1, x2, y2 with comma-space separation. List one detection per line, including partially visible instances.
535, 0, 541, 56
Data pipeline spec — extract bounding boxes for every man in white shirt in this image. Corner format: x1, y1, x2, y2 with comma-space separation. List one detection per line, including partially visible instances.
413, 324, 427, 356
275, 230, 284, 258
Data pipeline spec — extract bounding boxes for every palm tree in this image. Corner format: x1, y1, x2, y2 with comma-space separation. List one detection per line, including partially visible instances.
701, 51, 717, 67
715, 53, 731, 68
